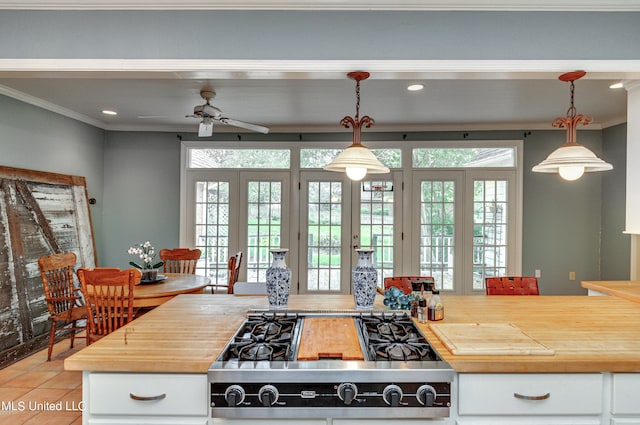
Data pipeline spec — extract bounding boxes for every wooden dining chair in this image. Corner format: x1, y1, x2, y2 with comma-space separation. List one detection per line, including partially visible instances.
209, 251, 243, 294
38, 252, 87, 361
77, 267, 141, 344
485, 276, 539, 295
159, 247, 201, 274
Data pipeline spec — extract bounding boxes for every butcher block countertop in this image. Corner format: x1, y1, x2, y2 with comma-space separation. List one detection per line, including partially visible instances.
581, 280, 640, 303
64, 294, 640, 374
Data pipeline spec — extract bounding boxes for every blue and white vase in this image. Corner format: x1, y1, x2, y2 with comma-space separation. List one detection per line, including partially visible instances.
352, 249, 378, 310
266, 248, 292, 310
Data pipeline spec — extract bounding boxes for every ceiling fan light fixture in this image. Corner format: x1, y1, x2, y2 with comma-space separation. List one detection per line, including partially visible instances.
532, 71, 613, 181
324, 71, 390, 181
198, 118, 213, 137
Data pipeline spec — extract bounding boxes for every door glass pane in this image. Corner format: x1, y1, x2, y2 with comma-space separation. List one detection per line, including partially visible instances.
360, 180, 394, 288
419, 180, 455, 290
473, 179, 508, 289
246, 181, 282, 282
194, 181, 230, 286
307, 181, 342, 291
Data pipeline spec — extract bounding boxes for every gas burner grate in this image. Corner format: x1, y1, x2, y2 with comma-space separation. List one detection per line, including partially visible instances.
357, 312, 439, 361
220, 312, 300, 362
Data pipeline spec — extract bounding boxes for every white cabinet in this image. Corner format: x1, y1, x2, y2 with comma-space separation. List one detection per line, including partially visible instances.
84, 372, 208, 425
455, 373, 604, 425
611, 373, 640, 425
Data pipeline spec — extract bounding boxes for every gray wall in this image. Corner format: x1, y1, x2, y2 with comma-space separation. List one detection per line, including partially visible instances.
101, 131, 181, 269
2, 11, 640, 60
0, 95, 106, 258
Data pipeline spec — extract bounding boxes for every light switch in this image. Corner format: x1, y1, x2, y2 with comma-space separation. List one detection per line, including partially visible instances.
535, 269, 541, 278
569, 271, 576, 281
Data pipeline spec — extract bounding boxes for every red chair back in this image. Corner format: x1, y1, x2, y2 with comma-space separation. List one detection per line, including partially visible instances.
485, 276, 539, 295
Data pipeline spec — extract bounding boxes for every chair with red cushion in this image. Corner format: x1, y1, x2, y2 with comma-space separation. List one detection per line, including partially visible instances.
485, 276, 539, 295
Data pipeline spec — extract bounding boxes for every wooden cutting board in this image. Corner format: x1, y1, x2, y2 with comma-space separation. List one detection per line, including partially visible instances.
429, 323, 555, 356
297, 317, 364, 360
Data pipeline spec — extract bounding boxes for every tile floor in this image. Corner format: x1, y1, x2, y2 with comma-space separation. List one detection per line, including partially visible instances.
0, 337, 85, 425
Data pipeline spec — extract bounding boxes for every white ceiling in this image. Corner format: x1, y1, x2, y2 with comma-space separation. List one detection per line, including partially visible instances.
0, 64, 633, 135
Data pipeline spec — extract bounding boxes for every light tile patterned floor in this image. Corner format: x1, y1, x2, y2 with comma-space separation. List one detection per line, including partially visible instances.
0, 338, 85, 425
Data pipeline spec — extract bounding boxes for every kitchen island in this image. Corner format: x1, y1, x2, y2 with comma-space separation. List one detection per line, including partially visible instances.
65, 294, 640, 425
581, 280, 640, 302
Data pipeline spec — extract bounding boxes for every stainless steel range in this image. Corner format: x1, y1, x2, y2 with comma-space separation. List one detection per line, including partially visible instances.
208, 310, 453, 419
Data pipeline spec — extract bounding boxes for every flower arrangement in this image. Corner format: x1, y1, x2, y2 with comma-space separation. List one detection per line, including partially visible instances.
127, 241, 164, 270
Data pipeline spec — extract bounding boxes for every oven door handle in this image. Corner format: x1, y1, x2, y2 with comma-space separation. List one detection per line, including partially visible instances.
130, 392, 167, 401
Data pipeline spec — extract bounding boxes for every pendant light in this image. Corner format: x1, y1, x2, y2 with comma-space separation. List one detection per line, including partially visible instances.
324, 71, 390, 181
532, 71, 613, 181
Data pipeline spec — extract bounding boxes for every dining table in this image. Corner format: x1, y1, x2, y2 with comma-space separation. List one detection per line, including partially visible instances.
133, 272, 210, 308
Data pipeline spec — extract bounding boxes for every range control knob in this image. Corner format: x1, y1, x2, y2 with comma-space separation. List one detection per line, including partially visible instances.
258, 385, 279, 407
383, 384, 403, 406
416, 385, 437, 407
337, 383, 358, 405
224, 385, 245, 407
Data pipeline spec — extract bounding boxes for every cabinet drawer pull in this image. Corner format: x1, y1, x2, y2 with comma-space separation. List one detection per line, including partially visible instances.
129, 392, 167, 401
513, 392, 550, 401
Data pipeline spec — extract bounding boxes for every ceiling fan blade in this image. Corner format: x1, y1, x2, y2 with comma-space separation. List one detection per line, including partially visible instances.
218, 117, 270, 134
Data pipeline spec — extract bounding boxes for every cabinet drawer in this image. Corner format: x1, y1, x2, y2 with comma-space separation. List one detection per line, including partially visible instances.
612, 373, 640, 414
458, 373, 603, 415
89, 373, 207, 416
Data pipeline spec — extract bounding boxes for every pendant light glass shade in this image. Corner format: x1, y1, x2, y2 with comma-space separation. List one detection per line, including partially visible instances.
532, 71, 612, 181
532, 143, 613, 181
324, 144, 390, 181
324, 71, 390, 181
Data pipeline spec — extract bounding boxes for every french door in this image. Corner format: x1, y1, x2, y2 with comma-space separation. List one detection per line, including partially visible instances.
184, 168, 517, 295
184, 170, 290, 285
412, 169, 518, 294
298, 171, 402, 294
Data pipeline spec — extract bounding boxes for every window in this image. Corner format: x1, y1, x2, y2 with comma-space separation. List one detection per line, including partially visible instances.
182, 141, 521, 295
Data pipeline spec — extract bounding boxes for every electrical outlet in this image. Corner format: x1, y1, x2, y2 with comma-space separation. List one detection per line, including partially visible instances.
569, 271, 576, 281
535, 269, 541, 278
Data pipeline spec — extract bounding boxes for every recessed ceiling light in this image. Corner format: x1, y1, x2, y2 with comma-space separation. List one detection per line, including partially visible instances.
609, 82, 624, 89
407, 84, 425, 92
101, 110, 118, 116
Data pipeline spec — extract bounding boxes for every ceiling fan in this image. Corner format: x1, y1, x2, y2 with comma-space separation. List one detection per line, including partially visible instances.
186, 88, 270, 137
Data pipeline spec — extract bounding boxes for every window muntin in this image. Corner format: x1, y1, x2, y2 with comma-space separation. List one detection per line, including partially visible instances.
194, 180, 230, 285
306, 181, 343, 291
472, 179, 508, 289
360, 180, 395, 287
419, 180, 456, 290
246, 181, 283, 282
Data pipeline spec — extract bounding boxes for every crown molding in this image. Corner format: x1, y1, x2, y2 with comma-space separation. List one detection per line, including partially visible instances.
3, 59, 640, 78
0, 84, 106, 129
0, 0, 640, 10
